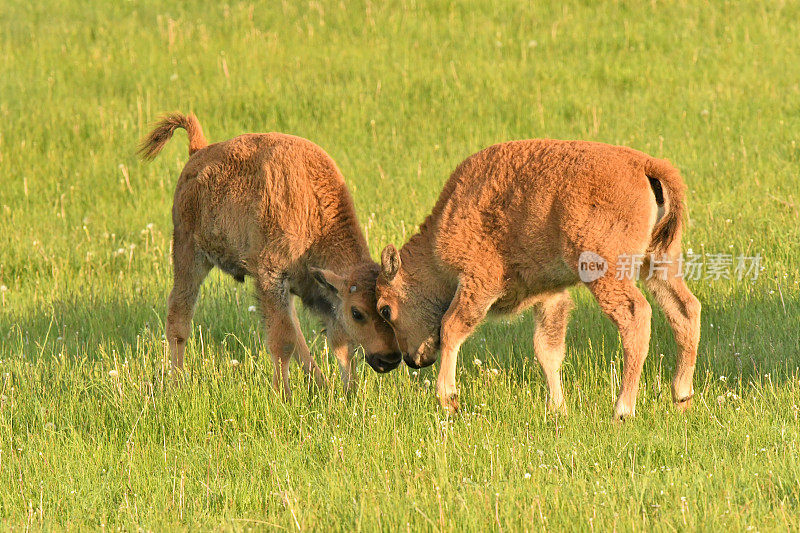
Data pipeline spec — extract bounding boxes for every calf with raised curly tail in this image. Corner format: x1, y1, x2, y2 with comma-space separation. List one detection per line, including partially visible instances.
375, 140, 700, 420
139, 113, 400, 398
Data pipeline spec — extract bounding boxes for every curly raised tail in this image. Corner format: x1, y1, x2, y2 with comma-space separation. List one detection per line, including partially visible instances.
646, 157, 687, 255
138, 112, 207, 161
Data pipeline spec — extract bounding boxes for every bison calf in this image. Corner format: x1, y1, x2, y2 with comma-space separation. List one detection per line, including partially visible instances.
376, 140, 700, 420
139, 113, 400, 398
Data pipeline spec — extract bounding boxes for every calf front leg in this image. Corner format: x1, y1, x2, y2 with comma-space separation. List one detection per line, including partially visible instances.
258, 284, 327, 401
328, 326, 357, 394
285, 301, 328, 390
437, 279, 497, 413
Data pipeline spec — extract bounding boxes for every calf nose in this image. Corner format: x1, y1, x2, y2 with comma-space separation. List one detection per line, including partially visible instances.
403, 353, 423, 369
404, 352, 436, 369
366, 352, 402, 373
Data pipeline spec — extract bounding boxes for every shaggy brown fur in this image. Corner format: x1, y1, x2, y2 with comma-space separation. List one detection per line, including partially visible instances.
139, 113, 400, 398
376, 140, 700, 420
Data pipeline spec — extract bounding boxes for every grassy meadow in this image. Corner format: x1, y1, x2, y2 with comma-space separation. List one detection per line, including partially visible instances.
1, 0, 800, 529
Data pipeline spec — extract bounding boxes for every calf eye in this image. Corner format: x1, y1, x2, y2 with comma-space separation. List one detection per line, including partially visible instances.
351, 308, 365, 322
379, 306, 392, 321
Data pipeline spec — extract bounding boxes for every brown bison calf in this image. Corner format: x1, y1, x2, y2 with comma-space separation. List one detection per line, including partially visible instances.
376, 140, 700, 420
139, 113, 400, 398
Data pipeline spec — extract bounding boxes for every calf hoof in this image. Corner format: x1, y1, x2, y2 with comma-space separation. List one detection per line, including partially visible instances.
612, 401, 635, 423
439, 393, 460, 414
168, 368, 186, 387
342, 380, 358, 397
309, 369, 329, 391
673, 392, 694, 413
547, 398, 568, 416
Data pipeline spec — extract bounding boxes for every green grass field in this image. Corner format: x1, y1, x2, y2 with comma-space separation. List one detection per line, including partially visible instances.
2, 0, 799, 529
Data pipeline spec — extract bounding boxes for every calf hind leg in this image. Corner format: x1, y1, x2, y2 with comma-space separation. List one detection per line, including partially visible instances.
532, 291, 573, 415
644, 274, 701, 411
166, 239, 211, 374
588, 278, 652, 420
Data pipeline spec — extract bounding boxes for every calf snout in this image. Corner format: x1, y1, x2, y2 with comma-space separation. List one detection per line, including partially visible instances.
403, 353, 436, 369
366, 352, 403, 373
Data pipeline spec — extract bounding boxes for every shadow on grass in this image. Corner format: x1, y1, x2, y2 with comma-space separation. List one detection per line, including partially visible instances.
2, 282, 798, 385
0, 283, 269, 362
464, 285, 799, 385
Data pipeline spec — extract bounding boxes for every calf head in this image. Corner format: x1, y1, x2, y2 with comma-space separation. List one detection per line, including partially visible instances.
375, 245, 442, 370
311, 263, 402, 373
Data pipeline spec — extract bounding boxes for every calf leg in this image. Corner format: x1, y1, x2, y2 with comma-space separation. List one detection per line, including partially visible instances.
588, 278, 652, 420
532, 291, 573, 415
286, 301, 328, 390
257, 282, 327, 401
644, 274, 701, 411
328, 326, 357, 394
166, 237, 211, 375
437, 279, 498, 413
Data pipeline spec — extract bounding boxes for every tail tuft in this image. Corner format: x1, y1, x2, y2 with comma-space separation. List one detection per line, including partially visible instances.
646, 158, 687, 254
138, 112, 207, 161
650, 208, 680, 251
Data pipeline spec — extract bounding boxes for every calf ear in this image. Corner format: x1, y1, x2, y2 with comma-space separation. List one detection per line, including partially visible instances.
381, 245, 401, 281
311, 267, 347, 296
